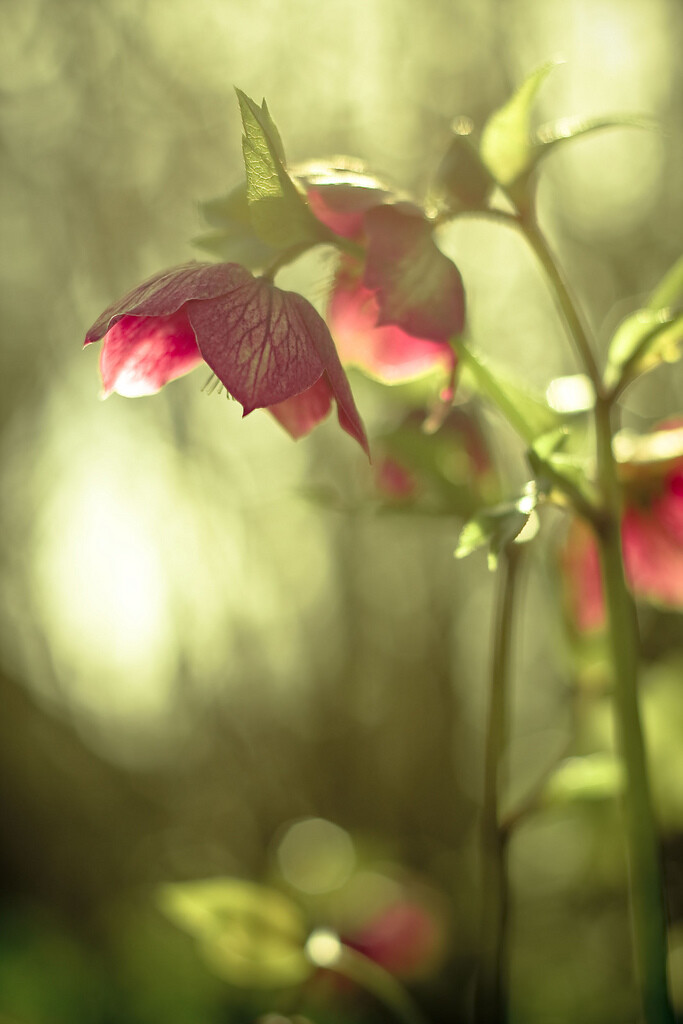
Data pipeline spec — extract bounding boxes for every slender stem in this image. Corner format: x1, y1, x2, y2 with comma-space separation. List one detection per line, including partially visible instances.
594, 397, 674, 1024
517, 210, 674, 1022
520, 213, 603, 393
474, 546, 522, 1024
334, 945, 430, 1024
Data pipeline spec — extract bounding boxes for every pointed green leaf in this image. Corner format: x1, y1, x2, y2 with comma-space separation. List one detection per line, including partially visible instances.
533, 113, 657, 161
455, 484, 539, 570
541, 754, 625, 808
480, 61, 561, 187
432, 118, 495, 212
455, 340, 560, 443
604, 306, 683, 392
647, 255, 683, 312
194, 182, 280, 268
159, 878, 311, 988
236, 89, 328, 249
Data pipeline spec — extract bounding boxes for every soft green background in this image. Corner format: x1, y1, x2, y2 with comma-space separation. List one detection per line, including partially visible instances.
1, 0, 682, 1021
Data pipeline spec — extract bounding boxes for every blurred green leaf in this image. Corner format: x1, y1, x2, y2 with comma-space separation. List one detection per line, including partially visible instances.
432, 118, 494, 212
541, 753, 625, 807
456, 341, 560, 443
528, 428, 598, 510
480, 61, 561, 187
236, 89, 327, 249
455, 484, 539, 570
604, 307, 683, 393
194, 182, 280, 268
533, 113, 657, 159
159, 878, 311, 988
647, 254, 683, 311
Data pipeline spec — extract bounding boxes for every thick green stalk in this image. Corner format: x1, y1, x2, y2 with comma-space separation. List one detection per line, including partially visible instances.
474, 547, 522, 1024
521, 215, 673, 1023
594, 397, 673, 1024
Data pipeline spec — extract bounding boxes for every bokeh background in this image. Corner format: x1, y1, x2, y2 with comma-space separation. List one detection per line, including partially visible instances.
1, 0, 682, 1021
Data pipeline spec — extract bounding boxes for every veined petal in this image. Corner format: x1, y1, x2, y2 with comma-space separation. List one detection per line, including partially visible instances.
98, 311, 203, 397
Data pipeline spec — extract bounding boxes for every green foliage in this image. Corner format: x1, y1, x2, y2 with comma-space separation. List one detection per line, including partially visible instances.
236, 89, 328, 249
541, 754, 625, 808
480, 61, 560, 189
159, 878, 311, 988
194, 182, 280, 268
528, 428, 598, 511
455, 483, 538, 570
432, 118, 494, 212
605, 302, 683, 395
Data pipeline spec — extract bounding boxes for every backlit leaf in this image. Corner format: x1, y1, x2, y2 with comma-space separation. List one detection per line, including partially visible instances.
194, 182, 279, 268
236, 89, 328, 249
541, 754, 625, 807
432, 118, 494, 212
455, 483, 539, 570
604, 307, 683, 392
159, 878, 311, 988
480, 61, 561, 187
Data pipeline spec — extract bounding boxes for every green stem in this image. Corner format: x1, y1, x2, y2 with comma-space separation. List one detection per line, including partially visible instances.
334, 945, 430, 1024
518, 208, 673, 1022
594, 397, 674, 1024
474, 546, 522, 1024
520, 213, 603, 394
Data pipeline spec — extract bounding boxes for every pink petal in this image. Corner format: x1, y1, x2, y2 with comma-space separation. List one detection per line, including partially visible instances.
98, 311, 203, 397
622, 504, 683, 608
268, 374, 333, 439
363, 205, 465, 342
328, 276, 455, 384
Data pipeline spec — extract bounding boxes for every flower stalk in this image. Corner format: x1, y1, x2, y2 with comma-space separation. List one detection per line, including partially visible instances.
474, 545, 523, 1024
521, 218, 674, 1024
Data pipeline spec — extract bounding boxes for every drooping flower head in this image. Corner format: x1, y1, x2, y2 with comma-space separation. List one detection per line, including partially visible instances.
84, 261, 368, 454
298, 164, 465, 393
562, 420, 683, 631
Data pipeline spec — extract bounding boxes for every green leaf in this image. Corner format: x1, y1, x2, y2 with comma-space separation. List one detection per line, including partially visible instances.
528, 428, 598, 510
480, 61, 561, 187
455, 340, 560, 443
193, 182, 280, 269
455, 483, 539, 570
541, 753, 625, 807
432, 117, 495, 212
604, 307, 683, 392
236, 89, 328, 249
159, 878, 311, 988
647, 254, 683, 312
533, 113, 657, 161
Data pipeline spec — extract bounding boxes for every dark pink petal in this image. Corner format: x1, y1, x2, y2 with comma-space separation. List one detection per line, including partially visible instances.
375, 457, 418, 499
363, 205, 465, 342
297, 163, 394, 240
85, 263, 256, 342
98, 311, 203, 397
268, 374, 333, 439
188, 279, 368, 454
328, 273, 455, 384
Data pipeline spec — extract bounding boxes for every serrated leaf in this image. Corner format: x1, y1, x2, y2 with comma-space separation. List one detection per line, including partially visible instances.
480, 61, 561, 187
455, 484, 539, 570
159, 878, 311, 988
455, 340, 560, 443
541, 754, 625, 807
236, 88, 327, 249
194, 182, 279, 268
363, 204, 465, 341
604, 307, 683, 392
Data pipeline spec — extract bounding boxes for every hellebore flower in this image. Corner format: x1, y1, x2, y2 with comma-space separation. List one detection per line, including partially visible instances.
562, 421, 683, 631
299, 167, 463, 389
84, 261, 368, 454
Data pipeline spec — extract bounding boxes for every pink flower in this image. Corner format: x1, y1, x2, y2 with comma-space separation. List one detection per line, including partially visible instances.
84, 261, 368, 454
345, 899, 444, 980
562, 421, 683, 631
300, 171, 462, 388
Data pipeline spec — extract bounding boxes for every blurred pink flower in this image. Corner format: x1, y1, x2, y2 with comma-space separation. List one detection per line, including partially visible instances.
346, 899, 444, 979
85, 261, 368, 453
562, 421, 683, 631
